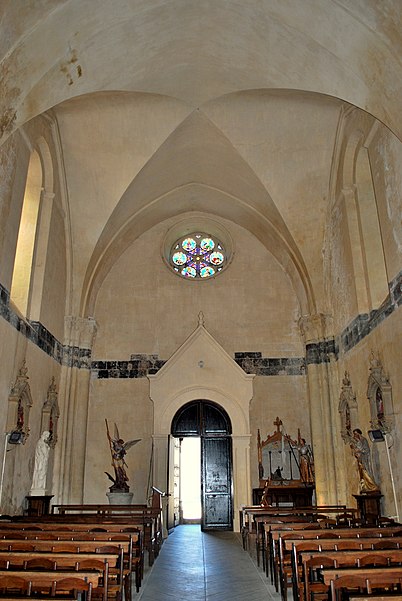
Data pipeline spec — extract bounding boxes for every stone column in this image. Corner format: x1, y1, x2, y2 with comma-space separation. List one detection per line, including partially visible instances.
152, 434, 169, 537
53, 316, 97, 504
299, 313, 340, 505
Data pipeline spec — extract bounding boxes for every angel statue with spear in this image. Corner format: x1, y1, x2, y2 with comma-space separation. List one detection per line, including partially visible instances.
105, 419, 141, 493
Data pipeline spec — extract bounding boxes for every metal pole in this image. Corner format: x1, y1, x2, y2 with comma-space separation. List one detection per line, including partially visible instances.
0, 433, 10, 512
384, 433, 399, 522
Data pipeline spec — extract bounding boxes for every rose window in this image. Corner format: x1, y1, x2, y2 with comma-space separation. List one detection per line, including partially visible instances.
169, 233, 226, 279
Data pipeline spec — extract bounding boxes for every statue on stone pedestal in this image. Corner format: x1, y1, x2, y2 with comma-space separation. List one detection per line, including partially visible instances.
105, 420, 141, 493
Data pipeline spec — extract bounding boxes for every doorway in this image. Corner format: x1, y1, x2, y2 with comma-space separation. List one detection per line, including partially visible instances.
171, 400, 233, 531
181, 437, 201, 521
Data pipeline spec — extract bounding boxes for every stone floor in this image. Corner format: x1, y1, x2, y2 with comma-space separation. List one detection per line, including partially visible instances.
136, 524, 283, 600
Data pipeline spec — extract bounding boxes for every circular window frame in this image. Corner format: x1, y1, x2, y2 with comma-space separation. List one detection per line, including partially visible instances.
162, 216, 234, 281
170, 232, 226, 279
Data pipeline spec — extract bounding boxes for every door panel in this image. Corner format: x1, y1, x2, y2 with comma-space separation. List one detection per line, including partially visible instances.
201, 437, 232, 530
171, 400, 233, 531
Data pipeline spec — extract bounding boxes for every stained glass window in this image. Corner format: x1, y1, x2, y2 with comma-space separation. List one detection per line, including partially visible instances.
169, 232, 226, 279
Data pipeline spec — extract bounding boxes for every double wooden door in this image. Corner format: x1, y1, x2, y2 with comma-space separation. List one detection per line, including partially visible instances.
171, 400, 233, 531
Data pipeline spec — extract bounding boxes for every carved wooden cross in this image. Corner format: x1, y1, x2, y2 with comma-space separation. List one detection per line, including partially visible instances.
273, 416, 283, 432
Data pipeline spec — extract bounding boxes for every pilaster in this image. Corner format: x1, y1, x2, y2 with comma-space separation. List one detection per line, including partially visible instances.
53, 316, 97, 503
299, 313, 340, 504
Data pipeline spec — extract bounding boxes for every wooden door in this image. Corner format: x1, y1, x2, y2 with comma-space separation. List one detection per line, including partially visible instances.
171, 400, 233, 531
201, 436, 232, 530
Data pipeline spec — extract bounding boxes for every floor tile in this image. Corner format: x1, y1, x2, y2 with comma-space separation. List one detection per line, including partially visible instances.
136, 524, 283, 600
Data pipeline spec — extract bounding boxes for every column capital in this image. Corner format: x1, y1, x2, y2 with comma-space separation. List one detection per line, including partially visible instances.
40, 190, 55, 202
298, 313, 333, 344
64, 316, 97, 349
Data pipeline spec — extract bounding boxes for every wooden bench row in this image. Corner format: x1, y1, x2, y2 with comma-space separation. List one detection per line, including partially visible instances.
240, 504, 402, 601
0, 574, 95, 601
0, 523, 141, 596
295, 547, 402, 601
0, 515, 157, 566
0, 501, 166, 596
49, 503, 163, 562
275, 527, 402, 601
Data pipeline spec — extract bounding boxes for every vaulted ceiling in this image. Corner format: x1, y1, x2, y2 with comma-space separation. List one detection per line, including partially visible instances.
2, 1, 401, 316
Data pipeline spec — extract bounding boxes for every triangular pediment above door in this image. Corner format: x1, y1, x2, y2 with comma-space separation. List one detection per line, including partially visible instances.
148, 315, 255, 436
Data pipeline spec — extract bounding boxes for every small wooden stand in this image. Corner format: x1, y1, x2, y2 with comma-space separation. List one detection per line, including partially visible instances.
353, 492, 383, 525
25, 495, 53, 517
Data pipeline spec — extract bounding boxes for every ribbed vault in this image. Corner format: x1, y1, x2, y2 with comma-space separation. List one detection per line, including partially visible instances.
81, 110, 314, 315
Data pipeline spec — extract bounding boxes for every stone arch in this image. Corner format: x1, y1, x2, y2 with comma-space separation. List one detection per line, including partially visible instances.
157, 387, 249, 439
35, 136, 54, 192
7, 361, 33, 444
171, 399, 232, 437
336, 112, 388, 314
27, 136, 56, 321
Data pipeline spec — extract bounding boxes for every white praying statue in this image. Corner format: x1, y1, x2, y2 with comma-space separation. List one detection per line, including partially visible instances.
30, 431, 51, 494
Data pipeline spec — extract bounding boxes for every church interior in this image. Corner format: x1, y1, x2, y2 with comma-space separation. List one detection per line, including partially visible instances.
0, 1, 401, 542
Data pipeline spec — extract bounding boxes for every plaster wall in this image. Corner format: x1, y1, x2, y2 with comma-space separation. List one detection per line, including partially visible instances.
336, 306, 402, 517
0, 133, 30, 289
88, 214, 309, 512
249, 375, 309, 489
92, 218, 303, 360
369, 126, 402, 280
0, 323, 61, 514
84, 377, 153, 505
327, 193, 359, 333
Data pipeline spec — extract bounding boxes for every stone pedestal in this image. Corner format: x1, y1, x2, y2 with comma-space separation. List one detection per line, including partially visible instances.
25, 495, 53, 516
106, 491, 133, 505
353, 492, 383, 525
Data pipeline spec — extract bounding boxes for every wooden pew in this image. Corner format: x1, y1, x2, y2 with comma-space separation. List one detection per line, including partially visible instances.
0, 568, 100, 588
298, 548, 402, 601
50, 503, 163, 562
4, 511, 160, 566
242, 506, 358, 558
0, 573, 94, 601
0, 530, 143, 591
51, 504, 148, 515
275, 529, 402, 601
289, 537, 402, 600
241, 505, 353, 535
0, 547, 122, 601
0, 525, 145, 594
0, 540, 128, 598
325, 567, 402, 601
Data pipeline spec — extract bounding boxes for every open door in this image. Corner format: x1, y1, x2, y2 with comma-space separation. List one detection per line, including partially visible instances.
171, 400, 233, 531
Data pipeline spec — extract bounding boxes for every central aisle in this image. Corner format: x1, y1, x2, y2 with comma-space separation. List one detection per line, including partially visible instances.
137, 524, 281, 600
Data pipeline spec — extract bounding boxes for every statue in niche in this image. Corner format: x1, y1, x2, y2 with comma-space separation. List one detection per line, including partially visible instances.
17, 399, 24, 431
375, 387, 384, 421
105, 420, 141, 493
367, 350, 392, 433
339, 371, 358, 443
31, 431, 51, 493
350, 428, 380, 494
